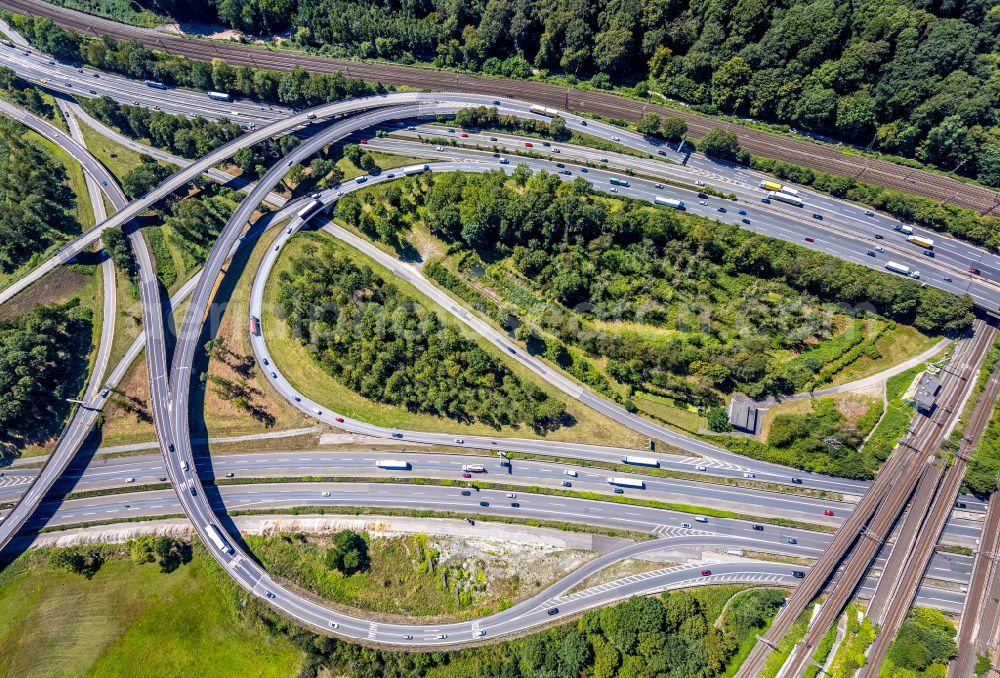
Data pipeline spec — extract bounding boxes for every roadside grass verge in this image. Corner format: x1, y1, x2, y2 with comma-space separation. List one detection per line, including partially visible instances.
263, 230, 648, 448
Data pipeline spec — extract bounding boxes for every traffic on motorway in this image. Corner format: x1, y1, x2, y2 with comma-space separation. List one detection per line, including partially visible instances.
0, 26, 994, 653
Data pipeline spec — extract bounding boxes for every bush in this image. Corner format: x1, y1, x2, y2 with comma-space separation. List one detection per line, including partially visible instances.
325, 530, 370, 575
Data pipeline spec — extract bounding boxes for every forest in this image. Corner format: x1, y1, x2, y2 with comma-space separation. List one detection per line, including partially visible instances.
879, 607, 957, 678
0, 301, 92, 458
336, 169, 971, 407
276, 242, 568, 431
0, 117, 78, 273
278, 585, 787, 678
35, 0, 1000, 187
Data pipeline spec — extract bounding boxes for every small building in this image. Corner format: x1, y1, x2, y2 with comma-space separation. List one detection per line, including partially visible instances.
902, 371, 942, 412
728, 398, 759, 433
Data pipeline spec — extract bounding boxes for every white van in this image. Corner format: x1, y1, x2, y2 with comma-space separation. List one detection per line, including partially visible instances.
563, 469, 578, 477
695, 516, 709, 523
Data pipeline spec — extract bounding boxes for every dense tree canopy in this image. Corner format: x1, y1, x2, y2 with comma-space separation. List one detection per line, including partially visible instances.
0, 118, 77, 273
0, 301, 91, 456
30, 0, 1000, 185
277, 241, 568, 431
353, 169, 972, 404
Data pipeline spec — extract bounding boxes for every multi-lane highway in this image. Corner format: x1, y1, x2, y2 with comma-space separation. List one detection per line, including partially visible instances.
0, 98, 129, 554
0, 28, 996, 652
1, 43, 998, 309
3, 0, 997, 214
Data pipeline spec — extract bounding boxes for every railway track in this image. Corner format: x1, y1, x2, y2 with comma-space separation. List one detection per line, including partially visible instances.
2, 0, 998, 214
778, 320, 995, 678
736, 321, 995, 677
862, 323, 999, 676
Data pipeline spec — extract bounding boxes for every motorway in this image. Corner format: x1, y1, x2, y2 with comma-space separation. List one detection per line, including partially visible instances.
2, 483, 971, 609
0, 31, 994, 649
2, 0, 998, 215
0, 98, 130, 554
1, 42, 999, 310
0, 449, 987, 547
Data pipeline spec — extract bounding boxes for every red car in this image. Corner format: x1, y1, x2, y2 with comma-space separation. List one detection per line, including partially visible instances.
823, 509, 835, 516
804, 237, 814, 243
460, 133, 469, 138
335, 416, 345, 423
463, 472, 472, 478
359, 139, 368, 145
701, 569, 712, 576
524, 142, 533, 148
970, 266, 981, 275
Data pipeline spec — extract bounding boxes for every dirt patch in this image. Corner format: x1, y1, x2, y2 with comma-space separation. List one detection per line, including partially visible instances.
835, 394, 873, 422
0, 266, 90, 321
100, 358, 155, 444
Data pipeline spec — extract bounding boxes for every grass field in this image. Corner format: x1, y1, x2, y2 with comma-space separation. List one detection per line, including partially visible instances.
0, 550, 303, 677
824, 322, 939, 388
263, 230, 647, 448
246, 531, 594, 622
78, 119, 173, 182
10, 262, 104, 459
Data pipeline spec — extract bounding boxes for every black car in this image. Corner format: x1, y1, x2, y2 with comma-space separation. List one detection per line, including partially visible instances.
168, 443, 175, 453
697, 193, 708, 199
738, 209, 747, 215
742, 218, 751, 224
480, 501, 489, 507
874, 233, 884, 239
511, 502, 520, 507
924, 250, 934, 257
547, 607, 559, 615
556, 163, 565, 168
791, 477, 802, 484
717, 207, 727, 213
867, 250, 876, 257
792, 571, 805, 578
812, 213, 823, 220
752, 524, 764, 531
657, 149, 666, 156
461, 490, 472, 496
613, 488, 624, 494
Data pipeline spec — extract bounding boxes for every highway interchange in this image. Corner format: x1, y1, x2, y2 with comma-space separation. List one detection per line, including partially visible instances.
0, 23, 998, 667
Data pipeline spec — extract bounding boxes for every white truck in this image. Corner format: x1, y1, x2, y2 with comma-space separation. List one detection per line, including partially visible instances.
205, 524, 234, 555
767, 191, 804, 207
402, 164, 430, 176
376, 460, 411, 470
621, 455, 659, 467
207, 91, 232, 101
884, 261, 920, 279
529, 104, 559, 117
654, 196, 685, 209
608, 477, 645, 489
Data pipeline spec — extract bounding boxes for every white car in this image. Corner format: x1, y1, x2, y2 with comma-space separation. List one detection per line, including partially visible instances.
125, 477, 135, 483
506, 492, 516, 498
695, 180, 705, 186
699, 200, 708, 206
436, 634, 447, 640
476, 630, 486, 636
435, 146, 443, 151
313, 408, 322, 415
743, 472, 755, 479
322, 491, 332, 497
611, 135, 620, 141
455, 438, 464, 444
695, 465, 706, 471
610, 187, 619, 192
329, 622, 339, 629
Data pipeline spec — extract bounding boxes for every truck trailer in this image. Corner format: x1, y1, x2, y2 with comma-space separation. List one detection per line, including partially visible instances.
906, 235, 934, 249
621, 455, 659, 467
654, 196, 685, 209
607, 477, 645, 489
767, 191, 804, 207
376, 460, 411, 470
